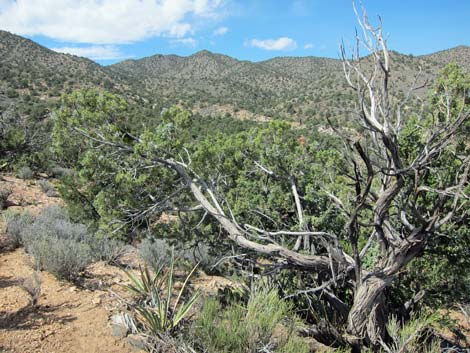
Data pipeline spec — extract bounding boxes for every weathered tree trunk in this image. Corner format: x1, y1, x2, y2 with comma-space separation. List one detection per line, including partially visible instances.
347, 234, 427, 347
347, 275, 391, 346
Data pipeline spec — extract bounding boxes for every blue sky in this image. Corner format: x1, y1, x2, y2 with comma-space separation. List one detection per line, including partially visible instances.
0, 0, 468, 65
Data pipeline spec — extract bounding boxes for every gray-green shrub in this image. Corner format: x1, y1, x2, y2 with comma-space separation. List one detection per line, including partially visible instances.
0, 187, 12, 210
4, 211, 34, 248
37, 179, 57, 197
49, 166, 74, 178
20, 206, 93, 280
7, 206, 123, 280
26, 235, 93, 280
16, 166, 33, 179
139, 238, 216, 273
138, 238, 172, 268
85, 234, 125, 264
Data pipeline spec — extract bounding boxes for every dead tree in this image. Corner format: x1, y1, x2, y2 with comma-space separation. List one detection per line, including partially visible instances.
336, 5, 470, 347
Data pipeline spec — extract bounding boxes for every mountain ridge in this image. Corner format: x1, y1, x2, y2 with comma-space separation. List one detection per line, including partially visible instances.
105, 45, 470, 67
1, 29, 469, 123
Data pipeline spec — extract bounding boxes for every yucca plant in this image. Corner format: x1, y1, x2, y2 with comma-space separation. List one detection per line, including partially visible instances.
125, 251, 200, 335
125, 264, 166, 298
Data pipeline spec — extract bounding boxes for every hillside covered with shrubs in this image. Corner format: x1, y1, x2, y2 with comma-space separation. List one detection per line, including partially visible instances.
1, 8, 470, 353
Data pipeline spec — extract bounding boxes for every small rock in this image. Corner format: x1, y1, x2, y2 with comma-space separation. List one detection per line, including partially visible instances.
111, 323, 128, 338
110, 313, 129, 337
127, 334, 149, 351
68, 286, 77, 292
91, 293, 105, 305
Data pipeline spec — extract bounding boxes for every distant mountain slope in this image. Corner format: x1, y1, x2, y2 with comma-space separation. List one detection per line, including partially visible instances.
421, 45, 470, 70
1, 29, 468, 125
108, 50, 348, 122
108, 46, 468, 123
0, 30, 122, 97
0, 30, 148, 129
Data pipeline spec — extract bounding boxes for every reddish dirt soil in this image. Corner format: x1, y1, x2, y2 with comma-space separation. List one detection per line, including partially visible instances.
0, 249, 136, 353
0, 175, 136, 353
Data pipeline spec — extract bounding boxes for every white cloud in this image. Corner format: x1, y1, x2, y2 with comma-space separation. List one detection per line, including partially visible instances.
0, 0, 225, 44
246, 37, 297, 51
213, 26, 228, 36
304, 43, 314, 49
170, 37, 197, 47
51, 45, 129, 60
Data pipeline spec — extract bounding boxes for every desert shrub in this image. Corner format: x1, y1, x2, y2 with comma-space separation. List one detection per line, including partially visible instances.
26, 235, 93, 280
0, 187, 12, 210
4, 211, 34, 248
16, 166, 33, 179
22, 205, 89, 242
178, 242, 218, 273
49, 166, 74, 178
277, 336, 312, 353
384, 313, 442, 353
37, 179, 57, 197
17, 206, 94, 280
20, 272, 42, 306
333, 313, 444, 353
138, 238, 172, 268
6, 205, 123, 277
195, 299, 246, 352
193, 286, 309, 353
85, 234, 125, 264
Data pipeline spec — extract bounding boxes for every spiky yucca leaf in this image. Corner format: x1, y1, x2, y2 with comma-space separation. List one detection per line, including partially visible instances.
124, 264, 165, 297
126, 250, 200, 334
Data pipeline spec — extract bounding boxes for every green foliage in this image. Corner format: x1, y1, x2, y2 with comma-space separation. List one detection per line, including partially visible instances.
0, 98, 54, 172
58, 96, 343, 248
6, 88, 19, 98
126, 265, 166, 298
125, 252, 200, 335
384, 312, 441, 353
393, 64, 470, 307
193, 285, 309, 353
51, 89, 128, 167
47, 69, 470, 350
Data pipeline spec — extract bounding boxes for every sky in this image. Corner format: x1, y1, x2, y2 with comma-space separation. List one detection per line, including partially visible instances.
0, 0, 469, 65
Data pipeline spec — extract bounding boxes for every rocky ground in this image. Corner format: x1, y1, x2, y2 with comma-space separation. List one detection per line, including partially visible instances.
0, 175, 240, 353
0, 175, 139, 353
